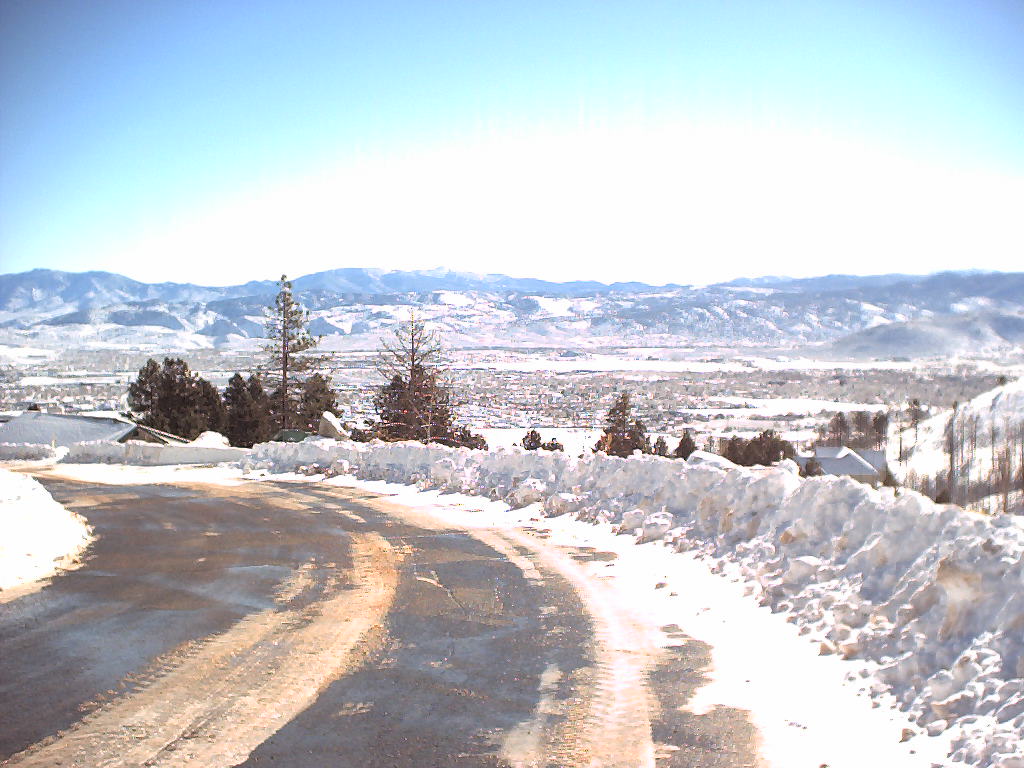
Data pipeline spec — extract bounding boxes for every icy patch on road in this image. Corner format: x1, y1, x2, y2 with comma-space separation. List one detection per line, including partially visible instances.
0, 467, 93, 596
247, 438, 1024, 767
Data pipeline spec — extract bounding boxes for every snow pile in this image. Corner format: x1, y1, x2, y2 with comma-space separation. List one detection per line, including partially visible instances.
247, 437, 1024, 767
190, 431, 230, 447
65, 439, 248, 465
0, 442, 65, 462
0, 468, 92, 593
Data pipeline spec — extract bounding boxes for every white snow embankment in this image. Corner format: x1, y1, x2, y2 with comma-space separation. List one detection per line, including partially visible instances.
246, 438, 1024, 768
0, 442, 66, 463
0, 468, 93, 596
65, 439, 248, 466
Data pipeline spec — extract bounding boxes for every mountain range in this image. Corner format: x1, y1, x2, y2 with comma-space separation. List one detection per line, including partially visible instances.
1, 267, 1022, 357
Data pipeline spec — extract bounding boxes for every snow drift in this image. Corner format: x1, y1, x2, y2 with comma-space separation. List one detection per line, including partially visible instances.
247, 438, 1024, 767
0, 468, 93, 594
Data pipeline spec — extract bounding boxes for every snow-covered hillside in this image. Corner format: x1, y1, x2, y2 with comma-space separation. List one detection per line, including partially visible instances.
2, 267, 1023, 354
896, 379, 1024, 513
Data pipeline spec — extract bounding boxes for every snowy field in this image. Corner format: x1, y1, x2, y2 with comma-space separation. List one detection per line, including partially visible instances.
0, 467, 92, 598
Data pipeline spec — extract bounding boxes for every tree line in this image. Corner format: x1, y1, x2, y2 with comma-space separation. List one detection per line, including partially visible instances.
522, 391, 794, 468
128, 276, 485, 449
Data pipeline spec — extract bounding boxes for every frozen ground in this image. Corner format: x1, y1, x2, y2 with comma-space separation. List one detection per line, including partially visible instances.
0, 467, 93, 598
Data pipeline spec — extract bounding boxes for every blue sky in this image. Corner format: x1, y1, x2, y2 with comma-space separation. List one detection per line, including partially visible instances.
1, 0, 1022, 285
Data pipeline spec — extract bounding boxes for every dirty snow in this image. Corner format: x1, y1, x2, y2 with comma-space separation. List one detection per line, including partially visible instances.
0, 467, 93, 596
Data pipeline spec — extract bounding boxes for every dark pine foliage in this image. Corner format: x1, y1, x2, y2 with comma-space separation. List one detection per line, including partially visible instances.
594, 392, 650, 457
297, 373, 339, 433
224, 374, 274, 447
263, 275, 323, 430
720, 429, 796, 467
128, 358, 223, 440
673, 431, 698, 460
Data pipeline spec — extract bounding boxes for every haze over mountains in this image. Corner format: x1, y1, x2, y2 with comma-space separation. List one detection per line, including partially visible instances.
1, 267, 1022, 357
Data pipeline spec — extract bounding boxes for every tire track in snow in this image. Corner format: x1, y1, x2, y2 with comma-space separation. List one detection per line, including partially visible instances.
476, 527, 658, 768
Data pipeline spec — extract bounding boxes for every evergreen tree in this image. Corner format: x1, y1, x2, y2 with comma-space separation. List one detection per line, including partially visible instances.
224, 374, 274, 447
263, 275, 323, 430
297, 373, 339, 432
720, 430, 795, 467
653, 435, 669, 457
673, 431, 697, 460
127, 358, 224, 440
522, 429, 542, 450
594, 393, 649, 457
197, 378, 227, 434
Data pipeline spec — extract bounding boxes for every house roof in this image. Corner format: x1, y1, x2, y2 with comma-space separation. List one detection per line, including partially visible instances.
813, 446, 879, 478
855, 449, 888, 474
0, 411, 137, 446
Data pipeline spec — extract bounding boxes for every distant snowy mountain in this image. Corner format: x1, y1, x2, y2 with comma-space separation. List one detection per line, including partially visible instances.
1, 267, 1022, 354
829, 311, 1024, 358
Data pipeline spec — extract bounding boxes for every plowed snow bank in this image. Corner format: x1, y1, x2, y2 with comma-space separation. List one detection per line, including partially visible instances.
0, 468, 92, 595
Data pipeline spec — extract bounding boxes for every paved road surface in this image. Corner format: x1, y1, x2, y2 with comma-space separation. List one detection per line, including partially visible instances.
0, 475, 760, 767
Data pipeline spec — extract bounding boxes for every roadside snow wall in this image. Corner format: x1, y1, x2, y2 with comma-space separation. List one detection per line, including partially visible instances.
247, 438, 1024, 768
65, 440, 248, 466
0, 443, 64, 462
0, 467, 93, 593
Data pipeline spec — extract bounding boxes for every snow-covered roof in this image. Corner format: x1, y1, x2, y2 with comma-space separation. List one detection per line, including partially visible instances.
0, 411, 137, 446
855, 448, 888, 474
814, 445, 847, 459
812, 446, 879, 478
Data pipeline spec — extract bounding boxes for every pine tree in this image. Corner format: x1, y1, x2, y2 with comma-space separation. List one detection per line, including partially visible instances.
247, 375, 273, 442
224, 373, 274, 447
594, 393, 649, 457
263, 275, 323, 430
297, 373, 339, 432
197, 378, 227, 435
673, 431, 697, 460
127, 358, 224, 440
